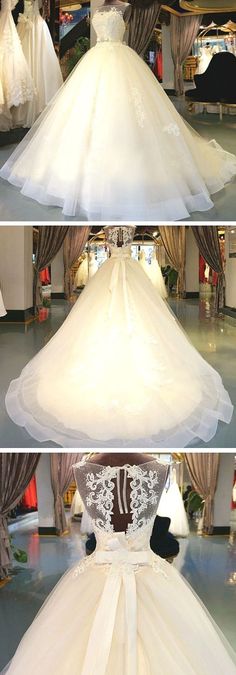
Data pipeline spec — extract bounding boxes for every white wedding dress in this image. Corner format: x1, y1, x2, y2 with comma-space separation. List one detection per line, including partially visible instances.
140, 250, 167, 299
1, 8, 236, 219
13, 0, 63, 128
0, 0, 34, 129
3, 456, 236, 675
0, 288, 7, 316
5, 226, 233, 448
157, 467, 189, 538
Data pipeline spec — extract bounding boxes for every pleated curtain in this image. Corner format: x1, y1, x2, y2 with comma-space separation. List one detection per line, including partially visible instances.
128, 0, 161, 55
50, 453, 82, 535
158, 225, 186, 296
34, 225, 69, 309
170, 15, 202, 96
0, 453, 40, 578
185, 453, 220, 534
63, 226, 91, 299
191, 226, 225, 312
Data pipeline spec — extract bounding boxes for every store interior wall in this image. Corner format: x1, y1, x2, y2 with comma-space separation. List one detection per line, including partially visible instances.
36, 454, 55, 531
214, 453, 234, 528
162, 24, 175, 91
51, 248, 64, 297
185, 227, 199, 296
0, 226, 33, 310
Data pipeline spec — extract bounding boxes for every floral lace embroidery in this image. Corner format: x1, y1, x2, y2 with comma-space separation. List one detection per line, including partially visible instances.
105, 226, 135, 247
131, 87, 146, 128
127, 467, 160, 534
163, 123, 180, 137
85, 468, 116, 532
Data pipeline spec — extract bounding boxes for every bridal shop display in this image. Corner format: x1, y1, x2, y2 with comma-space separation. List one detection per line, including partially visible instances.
1, 4, 236, 219
2, 451, 236, 675
4, 226, 233, 448
0, 0, 62, 131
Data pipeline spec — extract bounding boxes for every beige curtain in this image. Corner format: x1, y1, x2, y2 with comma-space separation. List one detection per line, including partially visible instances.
158, 226, 186, 296
128, 0, 161, 55
170, 15, 202, 96
50, 453, 82, 535
0, 453, 40, 578
34, 226, 69, 309
192, 226, 225, 312
63, 226, 91, 299
185, 453, 220, 534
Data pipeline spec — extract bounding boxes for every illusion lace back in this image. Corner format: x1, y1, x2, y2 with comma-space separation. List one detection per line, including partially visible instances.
105, 225, 135, 248
74, 457, 167, 550
92, 8, 126, 43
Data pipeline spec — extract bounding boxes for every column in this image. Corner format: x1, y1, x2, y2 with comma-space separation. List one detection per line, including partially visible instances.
0, 226, 33, 322
51, 247, 64, 299
36, 454, 56, 535
161, 24, 175, 92
224, 227, 236, 315
213, 453, 235, 534
185, 227, 199, 298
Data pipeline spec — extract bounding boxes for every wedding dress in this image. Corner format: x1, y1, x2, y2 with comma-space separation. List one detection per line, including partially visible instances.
0, 288, 7, 317
195, 46, 213, 75
140, 249, 167, 299
74, 255, 89, 288
1, 8, 236, 219
3, 455, 236, 675
70, 489, 84, 517
0, 0, 34, 129
13, 0, 63, 128
5, 226, 233, 448
157, 467, 189, 537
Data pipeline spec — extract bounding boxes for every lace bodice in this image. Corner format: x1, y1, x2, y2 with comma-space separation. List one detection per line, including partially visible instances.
73, 457, 167, 551
19, 0, 40, 20
104, 226, 135, 248
92, 8, 126, 43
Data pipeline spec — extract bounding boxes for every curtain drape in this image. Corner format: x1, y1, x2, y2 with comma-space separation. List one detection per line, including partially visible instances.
185, 453, 220, 534
128, 0, 161, 55
192, 226, 225, 312
34, 226, 69, 309
63, 226, 91, 299
170, 15, 202, 96
50, 453, 82, 535
158, 226, 186, 296
0, 453, 40, 578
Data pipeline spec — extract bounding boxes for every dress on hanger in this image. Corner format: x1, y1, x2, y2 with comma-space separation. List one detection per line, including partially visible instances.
88, 252, 98, 278
5, 226, 233, 448
74, 254, 89, 288
142, 249, 168, 299
195, 46, 213, 75
13, 0, 63, 128
70, 489, 84, 517
0, 0, 34, 129
3, 456, 236, 675
0, 288, 7, 316
1, 8, 236, 219
157, 467, 189, 537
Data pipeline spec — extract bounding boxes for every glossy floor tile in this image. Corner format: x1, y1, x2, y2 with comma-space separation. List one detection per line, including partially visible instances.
0, 513, 235, 669
0, 100, 236, 221
0, 296, 235, 448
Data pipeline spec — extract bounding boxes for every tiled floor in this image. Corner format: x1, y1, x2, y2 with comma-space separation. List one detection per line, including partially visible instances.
0, 296, 235, 448
0, 513, 235, 670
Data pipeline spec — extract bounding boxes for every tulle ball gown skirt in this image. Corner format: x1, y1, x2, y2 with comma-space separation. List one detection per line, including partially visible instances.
5, 252, 233, 447
1, 39, 236, 219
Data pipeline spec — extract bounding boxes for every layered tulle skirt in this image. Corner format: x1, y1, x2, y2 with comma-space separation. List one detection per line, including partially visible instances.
1, 41, 236, 219
5, 253, 233, 447
3, 551, 236, 674
0, 11, 34, 112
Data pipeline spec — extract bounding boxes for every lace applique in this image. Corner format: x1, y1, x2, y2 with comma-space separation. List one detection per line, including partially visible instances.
127, 467, 160, 534
131, 87, 146, 128
163, 123, 180, 137
85, 467, 116, 532
105, 226, 135, 247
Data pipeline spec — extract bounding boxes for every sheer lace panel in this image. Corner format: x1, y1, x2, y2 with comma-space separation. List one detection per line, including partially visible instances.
73, 457, 167, 535
104, 226, 135, 248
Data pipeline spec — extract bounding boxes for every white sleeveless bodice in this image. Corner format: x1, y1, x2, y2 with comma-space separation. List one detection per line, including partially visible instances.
21, 0, 40, 20
92, 8, 126, 43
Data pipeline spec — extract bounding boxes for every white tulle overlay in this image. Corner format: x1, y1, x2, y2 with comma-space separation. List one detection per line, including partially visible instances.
3, 458, 236, 675
0, 0, 34, 129
13, 0, 63, 128
5, 238, 233, 447
0, 8, 236, 219
157, 468, 190, 537
0, 289, 7, 317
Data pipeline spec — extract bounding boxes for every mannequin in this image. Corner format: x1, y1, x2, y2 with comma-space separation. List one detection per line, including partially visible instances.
89, 452, 159, 531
